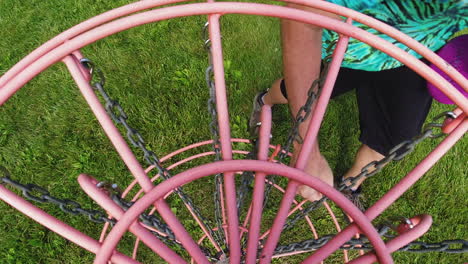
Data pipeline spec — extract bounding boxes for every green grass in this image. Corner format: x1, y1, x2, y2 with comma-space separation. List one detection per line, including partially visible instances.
0, 0, 466, 263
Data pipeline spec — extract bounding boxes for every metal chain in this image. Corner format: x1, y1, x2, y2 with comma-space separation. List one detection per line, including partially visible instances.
277, 224, 394, 254
0, 167, 187, 249
107, 190, 176, 240
2, 166, 466, 257
397, 239, 468, 253
283, 112, 453, 230
336, 112, 455, 193
0, 168, 112, 224
248, 41, 334, 229
273, 224, 468, 255
79, 58, 223, 255
275, 40, 337, 165
107, 192, 189, 251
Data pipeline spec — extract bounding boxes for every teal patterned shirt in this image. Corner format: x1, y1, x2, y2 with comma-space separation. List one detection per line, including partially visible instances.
323, 0, 467, 71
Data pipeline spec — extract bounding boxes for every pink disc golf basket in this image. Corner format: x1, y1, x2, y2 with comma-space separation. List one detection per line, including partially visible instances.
0, 1, 467, 263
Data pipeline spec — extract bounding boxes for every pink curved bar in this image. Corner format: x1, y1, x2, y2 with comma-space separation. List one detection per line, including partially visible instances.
95, 160, 392, 263
2, 0, 466, 102
1, 3, 466, 112
0, 185, 137, 264
207, 13, 242, 262
0, 1, 466, 263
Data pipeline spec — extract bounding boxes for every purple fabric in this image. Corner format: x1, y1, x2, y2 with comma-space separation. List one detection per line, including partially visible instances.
427, 35, 468, 104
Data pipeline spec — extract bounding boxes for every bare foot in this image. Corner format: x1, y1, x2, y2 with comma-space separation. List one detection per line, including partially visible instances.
296, 154, 334, 202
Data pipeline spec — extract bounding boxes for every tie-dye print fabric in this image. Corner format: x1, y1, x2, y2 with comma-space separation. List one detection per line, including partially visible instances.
323, 0, 467, 71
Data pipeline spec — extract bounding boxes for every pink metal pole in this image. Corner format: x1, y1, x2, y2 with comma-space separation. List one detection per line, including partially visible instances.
304, 119, 468, 263
96, 160, 392, 263
77, 174, 187, 263
0, 186, 137, 264
260, 26, 351, 264
62, 55, 209, 264
245, 105, 272, 264
62, 55, 153, 193
208, 13, 241, 262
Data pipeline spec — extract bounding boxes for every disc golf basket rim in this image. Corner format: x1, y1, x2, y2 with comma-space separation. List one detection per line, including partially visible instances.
0, 1, 466, 264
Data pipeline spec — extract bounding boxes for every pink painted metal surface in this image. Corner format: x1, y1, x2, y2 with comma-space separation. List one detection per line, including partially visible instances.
348, 215, 433, 264
0, 0, 466, 263
207, 14, 241, 262
245, 105, 272, 264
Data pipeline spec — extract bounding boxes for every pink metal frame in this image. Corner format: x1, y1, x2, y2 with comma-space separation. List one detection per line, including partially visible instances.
0, 1, 467, 263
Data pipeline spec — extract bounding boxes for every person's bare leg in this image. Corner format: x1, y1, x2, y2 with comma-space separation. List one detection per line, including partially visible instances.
263, 78, 288, 105
262, 77, 333, 201
343, 144, 384, 190
280, 4, 339, 202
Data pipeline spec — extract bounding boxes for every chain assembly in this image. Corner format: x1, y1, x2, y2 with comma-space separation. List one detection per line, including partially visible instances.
2, 165, 466, 257
283, 111, 455, 230
337, 111, 456, 193
0, 166, 188, 249
0, 167, 112, 224
273, 224, 468, 255
79, 57, 223, 255
95, 181, 178, 241
268, 37, 454, 230
273, 225, 391, 255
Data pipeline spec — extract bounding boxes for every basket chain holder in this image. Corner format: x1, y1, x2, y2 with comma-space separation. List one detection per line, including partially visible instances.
0, 0, 467, 263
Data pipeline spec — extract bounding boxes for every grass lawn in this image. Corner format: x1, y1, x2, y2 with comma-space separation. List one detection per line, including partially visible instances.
0, 0, 466, 263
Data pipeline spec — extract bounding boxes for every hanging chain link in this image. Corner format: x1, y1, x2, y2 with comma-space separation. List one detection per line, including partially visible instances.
274, 225, 391, 255
268, 39, 456, 230
79, 57, 223, 256
0, 167, 184, 248
273, 224, 468, 255
109, 191, 216, 260
2, 33, 465, 262
275, 40, 337, 165
0, 167, 227, 258
0, 169, 112, 224
337, 111, 456, 193
3, 165, 465, 256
